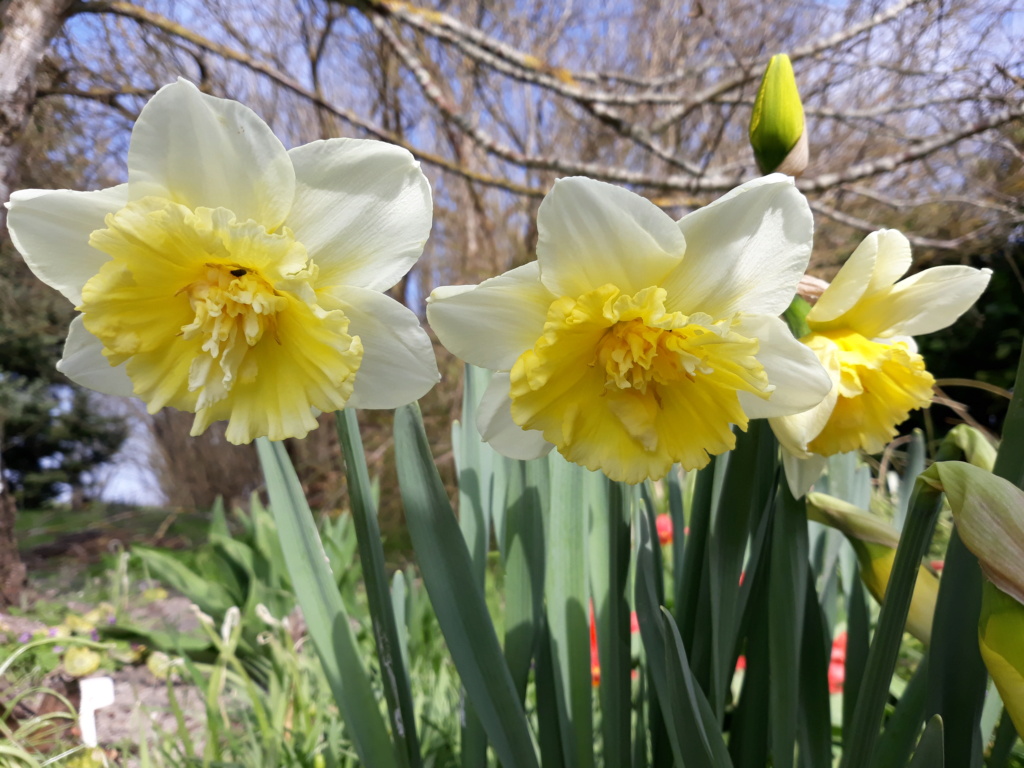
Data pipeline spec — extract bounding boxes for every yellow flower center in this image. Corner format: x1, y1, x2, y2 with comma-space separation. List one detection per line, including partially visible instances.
509, 284, 772, 483
79, 197, 363, 443
803, 329, 934, 456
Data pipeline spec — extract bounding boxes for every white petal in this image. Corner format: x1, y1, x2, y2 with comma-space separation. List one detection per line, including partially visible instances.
767, 343, 841, 456
660, 175, 813, 318
809, 230, 911, 324
321, 285, 439, 409
735, 314, 833, 419
852, 265, 992, 339
477, 372, 554, 460
782, 451, 828, 499
536, 177, 686, 299
287, 139, 432, 291
426, 262, 554, 371
57, 316, 135, 397
127, 79, 294, 229
6, 185, 128, 305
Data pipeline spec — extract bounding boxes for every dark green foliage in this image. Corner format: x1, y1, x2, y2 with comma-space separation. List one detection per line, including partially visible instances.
0, 233, 127, 508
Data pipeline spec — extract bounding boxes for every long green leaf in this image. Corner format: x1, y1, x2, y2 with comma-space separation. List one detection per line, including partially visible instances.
844, 581, 870, 739
907, 716, 945, 768
839, 478, 945, 768
636, 508, 733, 768
546, 455, 593, 768
677, 456, 718, 649
336, 409, 421, 768
768, 483, 808, 768
987, 709, 1021, 767
925, 530, 988, 768
797, 565, 834, 768
256, 438, 398, 768
730, 591, 771, 768
394, 403, 540, 768
873, 657, 929, 768
594, 478, 632, 768
503, 459, 546, 703
705, 423, 775, 721
993, 342, 1024, 488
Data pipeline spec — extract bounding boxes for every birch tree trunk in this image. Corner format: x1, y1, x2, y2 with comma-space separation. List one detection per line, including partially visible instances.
0, 0, 74, 607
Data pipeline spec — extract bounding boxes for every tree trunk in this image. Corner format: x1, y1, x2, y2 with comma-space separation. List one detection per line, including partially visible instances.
0, 0, 75, 607
0, 0, 75, 229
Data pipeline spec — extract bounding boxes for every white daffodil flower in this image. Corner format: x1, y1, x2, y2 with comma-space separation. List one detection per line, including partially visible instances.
771, 229, 992, 497
427, 175, 832, 484
6, 80, 439, 443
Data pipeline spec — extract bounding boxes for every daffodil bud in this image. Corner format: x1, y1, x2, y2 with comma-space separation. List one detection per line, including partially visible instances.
806, 492, 938, 643
923, 461, 1024, 732
750, 54, 808, 176
979, 582, 1024, 735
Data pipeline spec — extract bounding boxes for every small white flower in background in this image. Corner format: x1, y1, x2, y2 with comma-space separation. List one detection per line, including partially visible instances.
428, 175, 832, 484
771, 229, 992, 497
6, 79, 439, 444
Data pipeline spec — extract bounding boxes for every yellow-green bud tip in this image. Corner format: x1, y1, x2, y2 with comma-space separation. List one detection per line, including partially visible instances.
750, 54, 807, 176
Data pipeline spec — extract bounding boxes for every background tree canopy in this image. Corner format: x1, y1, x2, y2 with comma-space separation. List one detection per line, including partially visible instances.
0, 0, 1021, 512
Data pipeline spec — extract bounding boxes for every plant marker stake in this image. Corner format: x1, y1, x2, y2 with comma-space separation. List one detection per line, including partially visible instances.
79, 676, 115, 747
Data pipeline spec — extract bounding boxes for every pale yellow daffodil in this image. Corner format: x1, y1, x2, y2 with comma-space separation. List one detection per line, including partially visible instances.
427, 175, 832, 484
6, 80, 439, 443
772, 230, 991, 496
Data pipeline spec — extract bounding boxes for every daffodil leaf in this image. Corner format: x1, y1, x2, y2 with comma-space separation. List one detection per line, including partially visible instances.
872, 657, 929, 768
993, 344, 1024, 489
257, 438, 399, 768
545, 454, 594, 768
337, 409, 421, 768
394, 403, 540, 768
729, 566, 771, 768
843, 581, 870, 738
798, 570, 834, 767
768, 483, 808, 768
593, 477, 632, 768
907, 716, 944, 768
636, 509, 734, 768
838, 477, 945, 768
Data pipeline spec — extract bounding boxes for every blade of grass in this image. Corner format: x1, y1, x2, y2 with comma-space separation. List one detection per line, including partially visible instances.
257, 439, 398, 768
394, 403, 540, 768
838, 477, 945, 768
336, 409, 421, 768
